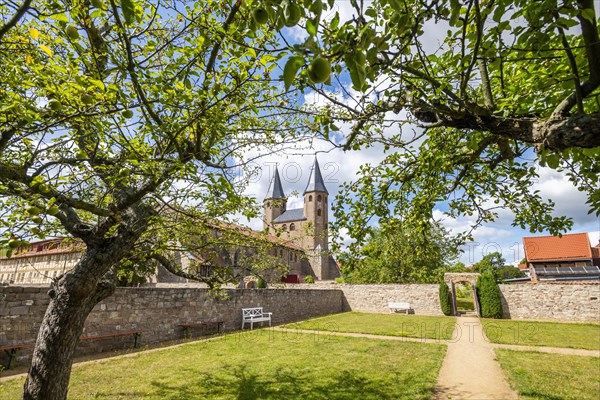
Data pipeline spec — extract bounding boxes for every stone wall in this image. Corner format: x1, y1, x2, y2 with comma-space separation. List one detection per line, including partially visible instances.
499, 283, 600, 322
336, 284, 444, 315
0, 286, 343, 366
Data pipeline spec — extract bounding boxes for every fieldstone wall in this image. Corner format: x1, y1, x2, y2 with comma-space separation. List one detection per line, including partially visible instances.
0, 286, 343, 367
499, 283, 600, 322
335, 284, 444, 315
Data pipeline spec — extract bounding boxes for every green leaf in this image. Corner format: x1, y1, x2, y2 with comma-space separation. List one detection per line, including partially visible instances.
306, 19, 317, 36
282, 55, 305, 91
121, 0, 135, 25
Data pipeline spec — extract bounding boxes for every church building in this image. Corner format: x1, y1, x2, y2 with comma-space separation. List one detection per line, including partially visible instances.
263, 158, 339, 281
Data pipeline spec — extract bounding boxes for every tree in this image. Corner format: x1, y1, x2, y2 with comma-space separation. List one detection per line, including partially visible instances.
0, 1, 302, 398
473, 252, 525, 280
339, 220, 461, 283
476, 271, 504, 318
473, 252, 506, 271
281, 0, 600, 249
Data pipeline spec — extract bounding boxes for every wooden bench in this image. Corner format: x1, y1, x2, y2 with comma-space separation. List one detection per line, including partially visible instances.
1, 330, 147, 370
79, 330, 148, 349
179, 321, 224, 338
241, 307, 272, 330
388, 302, 412, 314
0, 343, 32, 370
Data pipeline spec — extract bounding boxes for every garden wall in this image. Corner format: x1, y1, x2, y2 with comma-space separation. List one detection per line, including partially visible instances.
0, 286, 343, 367
337, 284, 443, 315
498, 283, 600, 322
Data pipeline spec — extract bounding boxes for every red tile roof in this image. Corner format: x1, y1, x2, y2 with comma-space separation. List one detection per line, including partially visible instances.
518, 263, 528, 270
592, 246, 600, 259
523, 233, 593, 262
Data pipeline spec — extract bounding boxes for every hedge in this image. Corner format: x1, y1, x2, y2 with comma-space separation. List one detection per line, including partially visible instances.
439, 281, 453, 316
476, 271, 503, 318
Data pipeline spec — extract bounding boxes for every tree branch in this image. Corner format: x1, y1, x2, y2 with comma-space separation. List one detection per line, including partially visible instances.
0, 0, 32, 40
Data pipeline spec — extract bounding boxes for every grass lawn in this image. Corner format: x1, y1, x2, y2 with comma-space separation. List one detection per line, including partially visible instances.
495, 349, 600, 400
0, 330, 446, 399
481, 319, 600, 350
456, 296, 474, 311
283, 312, 457, 340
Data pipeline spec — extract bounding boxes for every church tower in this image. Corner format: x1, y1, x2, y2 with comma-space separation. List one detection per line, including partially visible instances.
263, 166, 286, 230
303, 158, 329, 251
303, 158, 332, 279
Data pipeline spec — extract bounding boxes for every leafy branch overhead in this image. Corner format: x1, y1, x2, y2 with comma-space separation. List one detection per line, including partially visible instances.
280, 0, 600, 246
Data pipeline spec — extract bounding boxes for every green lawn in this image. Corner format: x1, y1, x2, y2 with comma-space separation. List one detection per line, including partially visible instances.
0, 330, 446, 399
283, 312, 457, 340
481, 319, 600, 350
456, 296, 474, 311
496, 349, 600, 400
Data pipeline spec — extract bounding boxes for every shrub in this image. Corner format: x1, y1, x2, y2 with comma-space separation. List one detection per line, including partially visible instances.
256, 277, 267, 288
335, 277, 345, 284
439, 282, 453, 316
304, 275, 315, 284
476, 271, 503, 318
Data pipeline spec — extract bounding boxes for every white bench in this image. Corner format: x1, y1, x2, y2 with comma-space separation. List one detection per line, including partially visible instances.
388, 302, 412, 314
241, 307, 272, 330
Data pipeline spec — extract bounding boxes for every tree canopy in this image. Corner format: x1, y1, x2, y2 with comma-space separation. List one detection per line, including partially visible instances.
338, 220, 461, 283
0, 0, 305, 398
279, 0, 600, 248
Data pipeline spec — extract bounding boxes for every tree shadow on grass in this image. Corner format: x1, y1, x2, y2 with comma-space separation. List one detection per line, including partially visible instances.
145, 364, 425, 400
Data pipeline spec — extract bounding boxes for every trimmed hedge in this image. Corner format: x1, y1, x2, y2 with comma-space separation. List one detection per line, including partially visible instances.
439, 282, 453, 316
256, 277, 267, 288
476, 271, 503, 318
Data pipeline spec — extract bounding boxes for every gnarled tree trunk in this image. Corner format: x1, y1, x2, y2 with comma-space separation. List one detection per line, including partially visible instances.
22, 276, 114, 400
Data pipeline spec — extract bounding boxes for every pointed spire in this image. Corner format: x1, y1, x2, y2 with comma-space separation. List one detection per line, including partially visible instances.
304, 157, 328, 194
264, 165, 285, 200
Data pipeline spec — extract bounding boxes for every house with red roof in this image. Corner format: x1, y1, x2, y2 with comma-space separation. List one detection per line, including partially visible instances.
523, 233, 600, 282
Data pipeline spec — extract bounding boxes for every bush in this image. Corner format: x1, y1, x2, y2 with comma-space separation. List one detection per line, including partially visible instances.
256, 277, 267, 288
335, 277, 345, 284
476, 271, 503, 318
304, 275, 315, 284
439, 282, 453, 316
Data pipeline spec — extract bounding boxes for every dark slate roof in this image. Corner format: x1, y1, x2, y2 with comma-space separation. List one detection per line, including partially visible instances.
273, 208, 306, 223
304, 157, 328, 194
264, 166, 285, 200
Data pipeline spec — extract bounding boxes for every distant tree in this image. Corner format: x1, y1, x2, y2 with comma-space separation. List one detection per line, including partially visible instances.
448, 261, 469, 273
473, 252, 506, 272
340, 220, 461, 283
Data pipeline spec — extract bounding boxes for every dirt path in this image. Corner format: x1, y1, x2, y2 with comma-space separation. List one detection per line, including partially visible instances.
434, 316, 518, 400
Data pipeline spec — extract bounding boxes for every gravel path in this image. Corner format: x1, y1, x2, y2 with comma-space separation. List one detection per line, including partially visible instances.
433, 316, 518, 400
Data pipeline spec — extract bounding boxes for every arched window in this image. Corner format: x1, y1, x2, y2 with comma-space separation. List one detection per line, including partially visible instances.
317, 195, 322, 202
317, 209, 322, 216
290, 223, 295, 231
282, 224, 287, 230
309, 195, 313, 202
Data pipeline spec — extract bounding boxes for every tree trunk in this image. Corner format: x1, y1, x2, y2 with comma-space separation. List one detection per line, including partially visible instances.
22, 275, 115, 400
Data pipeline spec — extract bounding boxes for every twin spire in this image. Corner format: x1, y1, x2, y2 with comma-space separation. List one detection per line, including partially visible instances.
264, 157, 328, 200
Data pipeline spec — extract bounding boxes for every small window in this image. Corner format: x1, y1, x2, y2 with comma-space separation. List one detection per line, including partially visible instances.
317, 209, 322, 217
317, 195, 322, 202
282, 224, 287, 230
290, 223, 295, 231
279, 249, 283, 256
309, 195, 313, 201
